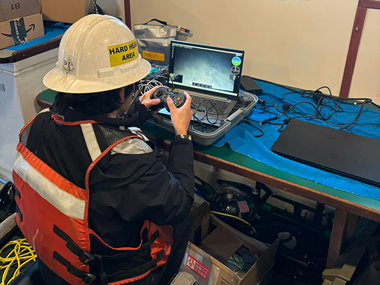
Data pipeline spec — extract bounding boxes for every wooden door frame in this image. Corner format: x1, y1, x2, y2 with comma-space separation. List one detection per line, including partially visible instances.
123, 0, 380, 98
339, 0, 380, 98
124, 0, 131, 28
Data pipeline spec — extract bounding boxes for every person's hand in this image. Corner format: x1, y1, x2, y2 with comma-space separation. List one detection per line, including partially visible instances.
139, 86, 164, 111
167, 92, 193, 136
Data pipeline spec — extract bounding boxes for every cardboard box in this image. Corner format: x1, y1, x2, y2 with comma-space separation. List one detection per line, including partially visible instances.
41, 0, 93, 23
0, 0, 41, 22
182, 240, 278, 285
183, 203, 279, 285
0, 13, 44, 50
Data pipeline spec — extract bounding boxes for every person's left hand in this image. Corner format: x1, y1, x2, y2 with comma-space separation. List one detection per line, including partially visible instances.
139, 86, 166, 112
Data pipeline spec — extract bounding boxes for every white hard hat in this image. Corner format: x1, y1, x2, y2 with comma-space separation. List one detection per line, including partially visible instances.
43, 14, 151, 94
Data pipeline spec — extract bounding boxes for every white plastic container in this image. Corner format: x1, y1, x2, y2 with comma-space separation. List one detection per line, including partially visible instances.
0, 48, 58, 180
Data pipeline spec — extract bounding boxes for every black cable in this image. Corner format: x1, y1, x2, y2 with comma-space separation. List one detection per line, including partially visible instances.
191, 99, 220, 126
243, 119, 264, 137
259, 115, 282, 126
265, 90, 301, 106
268, 94, 371, 131
204, 100, 219, 125
190, 115, 206, 132
338, 101, 365, 131
275, 99, 344, 122
246, 76, 380, 110
163, 72, 380, 134
191, 104, 207, 120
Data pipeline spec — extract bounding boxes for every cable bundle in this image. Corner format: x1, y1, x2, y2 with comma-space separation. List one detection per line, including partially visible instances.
251, 84, 380, 133
0, 239, 37, 285
138, 65, 168, 94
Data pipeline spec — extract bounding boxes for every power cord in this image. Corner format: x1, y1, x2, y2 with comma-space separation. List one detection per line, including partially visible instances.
190, 99, 222, 130
138, 66, 168, 93
210, 211, 257, 234
258, 86, 378, 132
243, 119, 264, 137
91, 0, 105, 15
249, 76, 380, 110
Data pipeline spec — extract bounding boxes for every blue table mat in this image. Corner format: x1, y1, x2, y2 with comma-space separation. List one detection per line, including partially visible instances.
214, 80, 380, 200
6, 23, 69, 51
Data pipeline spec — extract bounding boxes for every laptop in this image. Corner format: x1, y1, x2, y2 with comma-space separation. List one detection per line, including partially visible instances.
271, 119, 380, 188
165, 40, 245, 126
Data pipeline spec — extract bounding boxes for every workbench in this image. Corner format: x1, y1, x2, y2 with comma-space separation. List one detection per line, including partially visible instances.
37, 89, 380, 270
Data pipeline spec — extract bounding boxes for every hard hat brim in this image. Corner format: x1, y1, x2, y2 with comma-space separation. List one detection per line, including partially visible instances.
43, 58, 152, 94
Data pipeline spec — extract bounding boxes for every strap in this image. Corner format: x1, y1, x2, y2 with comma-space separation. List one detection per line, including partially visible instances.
80, 124, 102, 161
53, 251, 97, 285
54, 225, 160, 264
54, 225, 163, 283
6, 182, 20, 200
54, 250, 163, 284
142, 19, 168, 25
107, 251, 164, 281
54, 226, 95, 265
16, 206, 23, 222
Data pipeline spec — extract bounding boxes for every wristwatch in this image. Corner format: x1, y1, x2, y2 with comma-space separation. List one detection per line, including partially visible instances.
174, 134, 192, 141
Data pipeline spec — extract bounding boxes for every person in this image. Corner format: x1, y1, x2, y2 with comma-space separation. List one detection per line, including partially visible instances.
12, 15, 194, 285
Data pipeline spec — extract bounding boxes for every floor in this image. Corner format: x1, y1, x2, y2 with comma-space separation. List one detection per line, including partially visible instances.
268, 266, 323, 285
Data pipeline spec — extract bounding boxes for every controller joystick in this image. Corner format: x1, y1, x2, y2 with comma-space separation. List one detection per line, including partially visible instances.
151, 87, 186, 112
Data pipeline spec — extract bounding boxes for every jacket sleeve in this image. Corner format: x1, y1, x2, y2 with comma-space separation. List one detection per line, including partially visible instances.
90, 138, 194, 226
127, 100, 152, 127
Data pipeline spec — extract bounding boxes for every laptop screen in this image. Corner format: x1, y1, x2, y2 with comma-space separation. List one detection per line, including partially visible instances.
168, 41, 244, 98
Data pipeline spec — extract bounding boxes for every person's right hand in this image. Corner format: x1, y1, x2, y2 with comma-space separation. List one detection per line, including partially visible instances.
167, 92, 193, 136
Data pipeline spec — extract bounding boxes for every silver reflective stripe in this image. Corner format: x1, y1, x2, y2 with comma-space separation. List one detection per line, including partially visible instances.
13, 152, 85, 220
111, 138, 153, 155
39, 108, 50, 114
80, 124, 102, 161
128, 127, 142, 132
128, 127, 149, 141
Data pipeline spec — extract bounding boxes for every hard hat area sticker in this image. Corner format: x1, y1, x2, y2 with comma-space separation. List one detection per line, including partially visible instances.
108, 40, 138, 67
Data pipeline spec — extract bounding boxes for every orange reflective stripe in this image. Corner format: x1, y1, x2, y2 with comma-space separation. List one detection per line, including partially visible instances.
12, 170, 90, 285
19, 109, 49, 140
14, 153, 86, 220
19, 114, 38, 140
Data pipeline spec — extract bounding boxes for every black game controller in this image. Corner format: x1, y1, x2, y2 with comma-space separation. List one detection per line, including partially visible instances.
151, 87, 186, 112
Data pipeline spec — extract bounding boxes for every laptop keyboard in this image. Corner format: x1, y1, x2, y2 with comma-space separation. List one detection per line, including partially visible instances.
190, 95, 230, 115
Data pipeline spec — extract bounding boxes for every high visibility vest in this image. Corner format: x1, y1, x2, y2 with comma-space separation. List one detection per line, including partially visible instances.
12, 112, 173, 285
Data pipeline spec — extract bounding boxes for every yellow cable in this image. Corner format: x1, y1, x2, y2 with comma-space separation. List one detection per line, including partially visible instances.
210, 211, 257, 234
0, 239, 37, 285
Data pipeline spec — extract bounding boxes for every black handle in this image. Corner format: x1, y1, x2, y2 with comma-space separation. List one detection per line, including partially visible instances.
142, 19, 168, 26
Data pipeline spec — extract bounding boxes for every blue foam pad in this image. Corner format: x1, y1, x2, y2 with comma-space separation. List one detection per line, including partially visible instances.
214, 80, 380, 200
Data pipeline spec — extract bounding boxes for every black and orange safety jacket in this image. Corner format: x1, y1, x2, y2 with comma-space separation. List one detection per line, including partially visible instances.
12, 103, 194, 285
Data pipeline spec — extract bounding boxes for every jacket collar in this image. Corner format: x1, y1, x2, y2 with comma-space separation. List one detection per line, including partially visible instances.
52, 107, 140, 128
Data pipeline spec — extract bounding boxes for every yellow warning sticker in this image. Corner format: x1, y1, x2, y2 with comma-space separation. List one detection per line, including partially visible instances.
142, 50, 165, 62
108, 40, 138, 67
